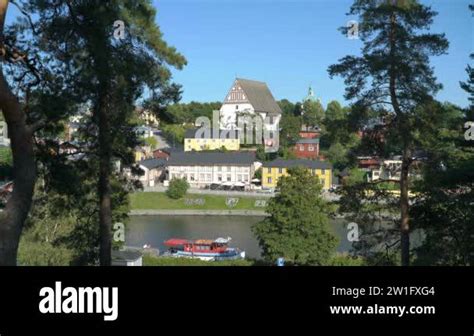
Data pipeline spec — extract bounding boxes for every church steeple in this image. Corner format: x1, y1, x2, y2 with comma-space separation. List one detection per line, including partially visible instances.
303, 85, 318, 103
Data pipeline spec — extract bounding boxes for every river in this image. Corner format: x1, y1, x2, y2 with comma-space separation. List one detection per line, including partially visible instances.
126, 215, 355, 259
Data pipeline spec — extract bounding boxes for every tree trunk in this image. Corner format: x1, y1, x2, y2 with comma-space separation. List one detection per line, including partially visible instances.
400, 149, 411, 266
97, 92, 112, 266
0, 0, 36, 265
388, 11, 411, 266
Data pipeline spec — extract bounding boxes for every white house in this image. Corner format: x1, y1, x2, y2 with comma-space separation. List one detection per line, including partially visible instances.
137, 158, 167, 187
368, 159, 403, 182
166, 152, 256, 190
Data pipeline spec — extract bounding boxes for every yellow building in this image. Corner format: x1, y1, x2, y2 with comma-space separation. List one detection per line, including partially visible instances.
262, 159, 332, 190
134, 146, 152, 162
184, 128, 240, 152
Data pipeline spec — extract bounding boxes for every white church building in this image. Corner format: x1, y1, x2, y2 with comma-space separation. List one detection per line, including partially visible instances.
218, 78, 281, 151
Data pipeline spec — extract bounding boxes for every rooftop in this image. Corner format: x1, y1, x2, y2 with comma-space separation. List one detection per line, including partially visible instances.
224, 78, 282, 115
295, 138, 320, 144
112, 250, 143, 262
138, 158, 167, 170
168, 151, 256, 166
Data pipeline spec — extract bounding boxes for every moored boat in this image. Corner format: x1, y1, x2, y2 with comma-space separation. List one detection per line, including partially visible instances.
163, 237, 245, 261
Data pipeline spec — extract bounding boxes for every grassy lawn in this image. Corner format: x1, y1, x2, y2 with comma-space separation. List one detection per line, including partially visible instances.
143, 255, 256, 266
130, 192, 269, 211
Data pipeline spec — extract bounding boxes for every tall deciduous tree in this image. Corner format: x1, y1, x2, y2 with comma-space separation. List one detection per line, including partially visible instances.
324, 101, 348, 144
328, 0, 448, 266
302, 99, 324, 129
253, 167, 338, 265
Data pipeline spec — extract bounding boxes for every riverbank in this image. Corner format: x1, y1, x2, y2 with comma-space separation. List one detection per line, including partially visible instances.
143, 255, 257, 266
130, 209, 268, 216
130, 192, 270, 212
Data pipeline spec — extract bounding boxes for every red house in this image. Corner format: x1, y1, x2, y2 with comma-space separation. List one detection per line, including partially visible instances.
292, 138, 320, 159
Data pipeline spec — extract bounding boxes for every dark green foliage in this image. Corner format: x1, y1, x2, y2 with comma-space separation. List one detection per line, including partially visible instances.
410, 102, 474, 265
0, 147, 12, 179
302, 100, 325, 129
166, 178, 190, 199
253, 167, 338, 265
279, 112, 301, 148
156, 101, 222, 124
277, 99, 295, 115
328, 0, 449, 265
10, 0, 185, 265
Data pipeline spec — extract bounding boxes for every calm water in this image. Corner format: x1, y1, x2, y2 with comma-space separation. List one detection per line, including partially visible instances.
126, 215, 354, 259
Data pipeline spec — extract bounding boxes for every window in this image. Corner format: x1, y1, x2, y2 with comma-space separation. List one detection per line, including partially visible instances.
321, 169, 325, 175
227, 166, 231, 172
300, 146, 304, 151
236, 105, 239, 110
267, 168, 271, 173
218, 175, 222, 182
269, 116, 274, 124
278, 168, 283, 174
320, 178, 325, 186
267, 177, 272, 184
200, 174, 205, 180
227, 175, 231, 182
308, 146, 314, 152
190, 174, 195, 181
217, 166, 222, 172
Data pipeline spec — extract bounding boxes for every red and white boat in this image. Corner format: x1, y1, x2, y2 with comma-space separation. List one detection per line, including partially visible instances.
163, 237, 245, 261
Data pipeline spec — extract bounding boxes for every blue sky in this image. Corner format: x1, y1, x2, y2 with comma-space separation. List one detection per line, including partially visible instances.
4, 1, 473, 108
154, 0, 473, 108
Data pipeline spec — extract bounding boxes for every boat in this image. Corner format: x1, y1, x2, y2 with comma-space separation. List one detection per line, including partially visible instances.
163, 237, 245, 261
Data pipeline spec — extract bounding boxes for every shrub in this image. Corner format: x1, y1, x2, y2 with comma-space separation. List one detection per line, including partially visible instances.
166, 178, 189, 199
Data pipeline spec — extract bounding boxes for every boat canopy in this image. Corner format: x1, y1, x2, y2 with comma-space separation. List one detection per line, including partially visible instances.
194, 239, 214, 245
164, 237, 232, 247
164, 238, 191, 247
214, 237, 231, 244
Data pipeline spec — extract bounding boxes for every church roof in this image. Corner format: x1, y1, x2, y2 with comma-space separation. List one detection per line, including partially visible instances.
232, 78, 282, 115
